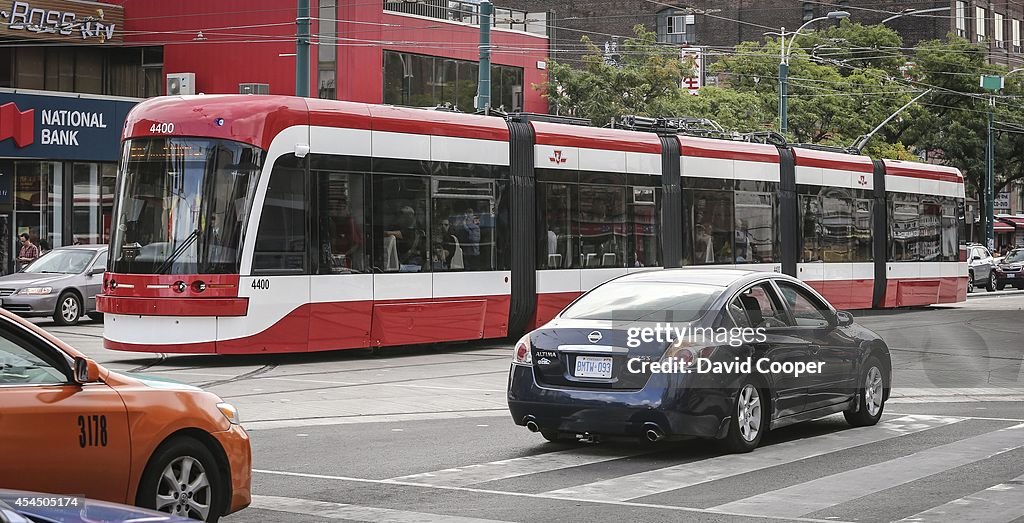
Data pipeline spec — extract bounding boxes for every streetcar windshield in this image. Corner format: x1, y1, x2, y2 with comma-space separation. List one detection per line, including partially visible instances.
110, 137, 263, 274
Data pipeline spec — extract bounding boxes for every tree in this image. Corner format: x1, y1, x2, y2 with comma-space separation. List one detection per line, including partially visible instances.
542, 25, 686, 126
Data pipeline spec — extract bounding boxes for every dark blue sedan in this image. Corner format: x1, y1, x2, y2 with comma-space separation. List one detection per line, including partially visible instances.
0, 489, 197, 523
507, 269, 891, 453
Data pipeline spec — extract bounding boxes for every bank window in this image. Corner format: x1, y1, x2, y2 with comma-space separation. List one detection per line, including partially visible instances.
735, 191, 774, 263
315, 165, 367, 274
775, 281, 829, 327
539, 182, 576, 269
629, 186, 660, 267
690, 190, 733, 265
889, 194, 920, 261
431, 178, 495, 271
373, 176, 429, 272
252, 155, 307, 274
579, 185, 627, 268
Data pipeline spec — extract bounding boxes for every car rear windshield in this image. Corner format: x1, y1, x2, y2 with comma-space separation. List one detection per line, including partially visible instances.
560, 282, 723, 322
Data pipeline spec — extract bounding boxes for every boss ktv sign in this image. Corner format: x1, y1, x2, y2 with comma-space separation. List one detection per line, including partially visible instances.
0, 91, 136, 162
0, 0, 124, 44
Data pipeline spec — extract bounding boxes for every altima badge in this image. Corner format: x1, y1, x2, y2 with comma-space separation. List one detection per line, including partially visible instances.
588, 331, 603, 343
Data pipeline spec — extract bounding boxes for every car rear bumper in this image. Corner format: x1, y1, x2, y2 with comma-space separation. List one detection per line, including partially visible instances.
1, 294, 59, 316
211, 424, 251, 514
506, 364, 733, 439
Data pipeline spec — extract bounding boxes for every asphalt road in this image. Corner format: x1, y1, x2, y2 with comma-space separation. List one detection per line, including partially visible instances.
38, 291, 1024, 523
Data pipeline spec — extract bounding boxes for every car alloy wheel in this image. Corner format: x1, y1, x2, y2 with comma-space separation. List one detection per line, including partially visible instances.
61, 296, 79, 323
736, 384, 762, 442
864, 366, 884, 417
155, 456, 213, 521
967, 274, 975, 293
988, 272, 997, 292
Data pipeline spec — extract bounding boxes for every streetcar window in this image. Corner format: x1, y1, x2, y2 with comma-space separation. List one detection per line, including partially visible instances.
821, 191, 853, 262
919, 198, 942, 261
735, 191, 775, 264
315, 164, 368, 274
853, 199, 874, 262
539, 182, 577, 269
689, 190, 733, 265
374, 175, 429, 273
800, 195, 822, 262
889, 193, 920, 261
579, 185, 627, 268
629, 186, 660, 268
252, 155, 308, 274
431, 178, 496, 271
941, 199, 958, 262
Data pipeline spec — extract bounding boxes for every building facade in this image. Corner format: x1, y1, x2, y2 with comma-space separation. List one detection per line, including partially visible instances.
502, 1, 1024, 67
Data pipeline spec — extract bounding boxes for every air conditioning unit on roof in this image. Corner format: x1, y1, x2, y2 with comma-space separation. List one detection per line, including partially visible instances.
166, 73, 196, 95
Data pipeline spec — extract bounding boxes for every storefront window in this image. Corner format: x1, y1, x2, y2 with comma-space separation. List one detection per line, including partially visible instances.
14, 161, 61, 262
382, 50, 523, 111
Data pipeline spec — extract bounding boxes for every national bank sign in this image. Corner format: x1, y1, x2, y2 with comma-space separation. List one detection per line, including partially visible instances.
0, 91, 136, 162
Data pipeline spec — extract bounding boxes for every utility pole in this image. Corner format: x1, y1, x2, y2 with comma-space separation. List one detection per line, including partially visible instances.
296, 0, 311, 97
981, 74, 1003, 250
476, 0, 493, 112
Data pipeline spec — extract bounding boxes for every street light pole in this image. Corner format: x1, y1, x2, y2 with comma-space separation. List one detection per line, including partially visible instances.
776, 11, 850, 135
296, 0, 310, 97
981, 74, 1005, 250
476, 0, 493, 112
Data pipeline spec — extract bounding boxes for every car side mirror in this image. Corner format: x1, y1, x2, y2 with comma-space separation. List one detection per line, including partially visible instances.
834, 310, 854, 328
971, 256, 981, 261
89, 267, 105, 275
73, 356, 100, 384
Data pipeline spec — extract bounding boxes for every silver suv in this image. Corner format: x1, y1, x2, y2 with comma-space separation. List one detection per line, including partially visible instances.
966, 244, 996, 293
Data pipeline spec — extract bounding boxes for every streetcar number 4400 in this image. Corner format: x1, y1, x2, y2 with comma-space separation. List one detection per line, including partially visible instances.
149, 122, 175, 134
251, 278, 270, 290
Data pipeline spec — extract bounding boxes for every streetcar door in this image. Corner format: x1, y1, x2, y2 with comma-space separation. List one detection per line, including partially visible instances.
227, 154, 310, 353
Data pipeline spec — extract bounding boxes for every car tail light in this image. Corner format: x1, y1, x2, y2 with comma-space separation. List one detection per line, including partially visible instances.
512, 334, 532, 365
663, 339, 716, 367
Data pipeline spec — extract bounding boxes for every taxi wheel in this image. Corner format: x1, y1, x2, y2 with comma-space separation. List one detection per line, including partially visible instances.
718, 379, 767, 454
52, 291, 81, 326
844, 356, 887, 427
137, 436, 224, 523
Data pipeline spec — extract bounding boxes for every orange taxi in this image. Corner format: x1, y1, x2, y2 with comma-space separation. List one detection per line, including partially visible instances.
0, 310, 250, 522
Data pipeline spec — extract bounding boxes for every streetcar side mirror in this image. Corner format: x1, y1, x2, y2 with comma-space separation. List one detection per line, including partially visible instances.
73, 356, 100, 384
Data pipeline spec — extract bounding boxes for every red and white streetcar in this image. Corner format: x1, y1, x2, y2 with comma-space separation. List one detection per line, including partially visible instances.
98, 95, 966, 354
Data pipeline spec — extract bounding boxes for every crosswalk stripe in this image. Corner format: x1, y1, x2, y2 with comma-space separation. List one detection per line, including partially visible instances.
251, 494, 514, 522
711, 423, 1024, 518
386, 446, 655, 487
542, 414, 962, 502
895, 473, 1024, 523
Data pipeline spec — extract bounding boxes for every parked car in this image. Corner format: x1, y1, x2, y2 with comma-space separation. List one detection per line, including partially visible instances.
964, 243, 996, 293
0, 245, 107, 325
994, 248, 1024, 290
0, 488, 196, 523
508, 269, 891, 453
0, 309, 251, 522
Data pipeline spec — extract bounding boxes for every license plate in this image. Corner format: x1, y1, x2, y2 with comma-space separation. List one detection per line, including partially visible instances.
1008, 274, 1015, 278
574, 356, 613, 378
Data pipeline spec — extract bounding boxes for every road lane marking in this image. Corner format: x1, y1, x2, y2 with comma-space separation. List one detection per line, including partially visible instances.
253, 470, 850, 523
386, 446, 656, 487
251, 494, 513, 522
541, 414, 962, 502
711, 423, 1024, 518
895, 473, 1024, 523
244, 409, 509, 430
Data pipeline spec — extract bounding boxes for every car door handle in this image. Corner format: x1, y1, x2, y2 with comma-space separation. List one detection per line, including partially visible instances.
808, 345, 821, 355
